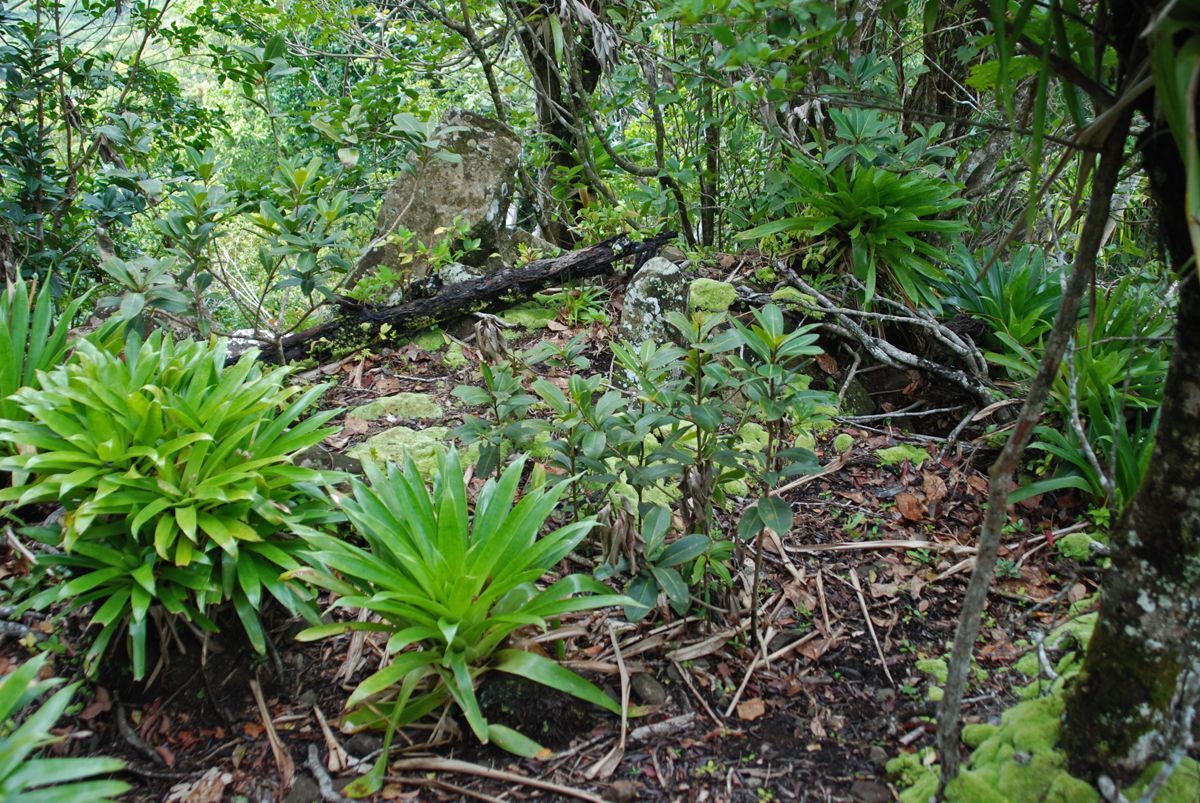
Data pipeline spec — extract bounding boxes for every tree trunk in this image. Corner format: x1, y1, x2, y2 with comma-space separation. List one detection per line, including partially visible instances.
1062, 11, 1200, 771
1061, 267, 1200, 779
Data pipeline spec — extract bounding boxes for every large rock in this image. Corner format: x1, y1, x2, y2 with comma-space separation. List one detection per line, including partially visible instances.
346, 426, 478, 478
362, 110, 521, 286
617, 257, 689, 348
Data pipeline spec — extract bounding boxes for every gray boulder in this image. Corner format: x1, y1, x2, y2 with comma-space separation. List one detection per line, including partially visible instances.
361, 110, 521, 286
617, 256, 690, 348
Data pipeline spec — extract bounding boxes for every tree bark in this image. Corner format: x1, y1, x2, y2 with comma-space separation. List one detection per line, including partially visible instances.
1062, 269, 1200, 779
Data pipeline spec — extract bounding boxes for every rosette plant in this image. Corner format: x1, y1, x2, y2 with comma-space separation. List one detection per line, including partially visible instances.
294, 449, 627, 771
0, 333, 341, 678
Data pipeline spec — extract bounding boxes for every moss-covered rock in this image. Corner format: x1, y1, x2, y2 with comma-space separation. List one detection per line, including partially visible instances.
840, 377, 875, 416
347, 426, 477, 478
688, 278, 738, 313
350, 392, 444, 422
754, 266, 778, 285
409, 327, 448, 351
833, 433, 855, 454
890, 609, 1196, 803
443, 340, 469, 370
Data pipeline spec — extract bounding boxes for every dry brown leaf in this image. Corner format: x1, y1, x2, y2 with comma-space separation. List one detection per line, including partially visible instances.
815, 353, 839, 375
737, 698, 766, 721
895, 492, 926, 522
922, 473, 947, 504
373, 376, 402, 395
341, 417, 369, 436
79, 687, 112, 721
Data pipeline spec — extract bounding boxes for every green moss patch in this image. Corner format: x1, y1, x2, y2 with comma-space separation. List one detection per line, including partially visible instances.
833, 433, 854, 453
876, 444, 931, 468
499, 302, 556, 329
347, 426, 477, 479
688, 278, 738, 312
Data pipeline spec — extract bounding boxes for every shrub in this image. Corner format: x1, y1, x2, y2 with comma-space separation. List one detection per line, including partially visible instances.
295, 450, 626, 759
0, 333, 341, 678
0, 653, 129, 801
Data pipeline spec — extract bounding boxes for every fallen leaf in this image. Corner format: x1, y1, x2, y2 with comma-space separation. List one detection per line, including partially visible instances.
922, 473, 947, 504
79, 687, 112, 720
242, 722, 264, 739
341, 417, 369, 436
373, 376, 402, 395
736, 698, 766, 721
815, 353, 839, 375
895, 492, 926, 522
154, 745, 175, 767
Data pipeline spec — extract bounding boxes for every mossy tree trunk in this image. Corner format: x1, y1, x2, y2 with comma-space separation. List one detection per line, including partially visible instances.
1061, 269, 1200, 778
1062, 20, 1200, 771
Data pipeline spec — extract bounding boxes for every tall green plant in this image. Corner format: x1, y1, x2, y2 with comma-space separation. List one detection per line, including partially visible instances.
0, 276, 86, 456
0, 334, 340, 678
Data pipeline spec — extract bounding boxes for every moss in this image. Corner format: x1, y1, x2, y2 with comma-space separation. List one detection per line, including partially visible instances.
409, 327, 447, 351
443, 341, 469, 370
350, 392, 444, 422
961, 723, 997, 748
737, 422, 769, 452
1056, 531, 1105, 562
888, 751, 939, 803
833, 433, 854, 454
754, 266, 778, 285
876, 444, 931, 468
792, 429, 816, 451
1126, 759, 1200, 802
770, 286, 823, 318
500, 302, 556, 329
688, 278, 738, 312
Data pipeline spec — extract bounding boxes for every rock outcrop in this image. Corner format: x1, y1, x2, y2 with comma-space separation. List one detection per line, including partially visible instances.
358, 110, 521, 287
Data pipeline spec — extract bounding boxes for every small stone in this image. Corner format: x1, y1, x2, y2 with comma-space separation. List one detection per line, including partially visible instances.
603, 780, 640, 803
868, 745, 889, 768
659, 245, 688, 265
850, 779, 891, 803
297, 689, 318, 707
344, 733, 382, 756
630, 673, 668, 707
283, 773, 320, 803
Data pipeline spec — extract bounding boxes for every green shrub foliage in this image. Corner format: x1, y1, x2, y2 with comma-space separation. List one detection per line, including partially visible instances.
0, 333, 341, 678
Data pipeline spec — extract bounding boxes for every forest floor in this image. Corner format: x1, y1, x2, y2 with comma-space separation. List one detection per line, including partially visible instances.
0, 266, 1099, 802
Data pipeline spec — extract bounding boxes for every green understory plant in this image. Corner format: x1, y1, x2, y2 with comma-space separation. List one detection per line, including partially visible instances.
0, 275, 87, 464
294, 450, 627, 776
730, 305, 827, 642
939, 244, 1064, 350
0, 334, 341, 678
0, 653, 129, 801
740, 161, 967, 311
453, 363, 545, 477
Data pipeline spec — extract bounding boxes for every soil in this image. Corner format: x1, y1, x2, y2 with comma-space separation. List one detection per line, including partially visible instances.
0, 261, 1097, 802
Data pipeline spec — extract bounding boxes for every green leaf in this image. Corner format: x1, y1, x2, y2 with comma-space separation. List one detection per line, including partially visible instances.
756, 496, 793, 536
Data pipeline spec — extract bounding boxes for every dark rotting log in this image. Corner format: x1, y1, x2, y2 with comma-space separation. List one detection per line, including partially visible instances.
276, 230, 675, 363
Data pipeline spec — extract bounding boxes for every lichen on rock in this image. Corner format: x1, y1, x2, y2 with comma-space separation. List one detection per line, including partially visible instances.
347, 426, 477, 478
350, 392, 444, 422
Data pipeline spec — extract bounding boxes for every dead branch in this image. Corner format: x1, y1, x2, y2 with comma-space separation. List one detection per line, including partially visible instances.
743, 276, 997, 409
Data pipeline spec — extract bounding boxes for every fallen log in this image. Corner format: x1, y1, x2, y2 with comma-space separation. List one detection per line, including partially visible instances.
277, 231, 673, 363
